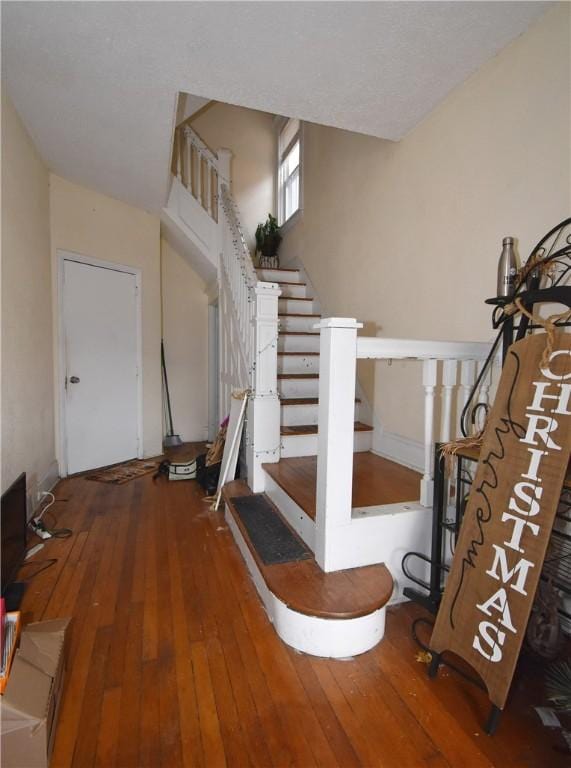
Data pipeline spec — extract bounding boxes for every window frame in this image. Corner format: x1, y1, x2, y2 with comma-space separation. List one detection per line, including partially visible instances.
276, 117, 303, 228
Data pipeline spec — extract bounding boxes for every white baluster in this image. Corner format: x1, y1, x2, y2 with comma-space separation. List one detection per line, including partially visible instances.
315, 318, 363, 572
183, 127, 192, 190
441, 359, 458, 443
195, 145, 202, 204
173, 128, 182, 181
205, 161, 212, 217
420, 358, 438, 507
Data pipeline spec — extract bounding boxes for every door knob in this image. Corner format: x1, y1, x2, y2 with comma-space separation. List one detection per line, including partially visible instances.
69, 376, 80, 384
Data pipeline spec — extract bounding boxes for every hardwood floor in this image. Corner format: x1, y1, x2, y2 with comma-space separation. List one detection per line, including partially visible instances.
17, 465, 570, 767
264, 452, 422, 520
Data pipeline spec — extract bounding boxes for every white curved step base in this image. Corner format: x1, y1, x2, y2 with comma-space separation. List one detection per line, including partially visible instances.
225, 506, 386, 659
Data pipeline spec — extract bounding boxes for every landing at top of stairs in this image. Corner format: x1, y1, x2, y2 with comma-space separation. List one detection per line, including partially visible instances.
263, 453, 421, 521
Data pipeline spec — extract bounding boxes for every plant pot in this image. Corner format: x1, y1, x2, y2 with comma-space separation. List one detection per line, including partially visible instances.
261, 233, 281, 259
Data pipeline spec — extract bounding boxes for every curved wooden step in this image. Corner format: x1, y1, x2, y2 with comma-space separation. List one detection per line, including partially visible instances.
222, 480, 393, 658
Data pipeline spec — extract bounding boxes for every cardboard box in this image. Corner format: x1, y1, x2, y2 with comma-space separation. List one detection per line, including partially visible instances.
1, 618, 71, 768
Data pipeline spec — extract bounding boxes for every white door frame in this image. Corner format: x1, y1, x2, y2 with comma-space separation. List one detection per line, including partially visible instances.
57, 249, 143, 476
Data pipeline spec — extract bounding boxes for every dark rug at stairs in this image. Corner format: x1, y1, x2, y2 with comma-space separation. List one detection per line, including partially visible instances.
84, 459, 159, 484
230, 494, 312, 565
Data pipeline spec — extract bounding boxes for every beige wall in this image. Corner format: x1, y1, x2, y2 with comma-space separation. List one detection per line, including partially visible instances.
281, 5, 571, 445
49, 175, 163, 459
191, 102, 275, 250
1, 93, 56, 503
161, 238, 209, 441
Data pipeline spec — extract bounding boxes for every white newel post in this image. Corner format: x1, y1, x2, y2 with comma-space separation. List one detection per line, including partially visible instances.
247, 283, 281, 492
420, 358, 438, 507
315, 318, 362, 572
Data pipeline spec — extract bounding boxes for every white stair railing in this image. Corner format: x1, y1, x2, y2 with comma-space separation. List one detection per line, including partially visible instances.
217, 186, 281, 491
315, 319, 496, 572
172, 122, 281, 491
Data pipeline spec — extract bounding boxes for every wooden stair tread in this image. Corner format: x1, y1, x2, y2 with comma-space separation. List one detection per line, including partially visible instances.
279, 313, 321, 318
256, 267, 300, 273
273, 280, 307, 286
281, 397, 361, 406
278, 373, 319, 380
278, 351, 320, 357
262, 451, 421, 520
279, 331, 320, 336
281, 422, 372, 437
223, 480, 393, 619
279, 296, 314, 301
263, 453, 422, 520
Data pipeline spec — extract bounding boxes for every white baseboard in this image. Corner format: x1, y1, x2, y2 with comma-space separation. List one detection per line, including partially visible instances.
372, 429, 424, 473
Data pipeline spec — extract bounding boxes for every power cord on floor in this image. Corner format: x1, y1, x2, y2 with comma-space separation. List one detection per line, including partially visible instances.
411, 616, 486, 691
29, 492, 73, 540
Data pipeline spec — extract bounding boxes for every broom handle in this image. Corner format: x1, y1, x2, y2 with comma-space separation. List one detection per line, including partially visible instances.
161, 340, 175, 436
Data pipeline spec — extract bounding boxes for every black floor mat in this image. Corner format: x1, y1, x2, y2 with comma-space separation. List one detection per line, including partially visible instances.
230, 494, 312, 565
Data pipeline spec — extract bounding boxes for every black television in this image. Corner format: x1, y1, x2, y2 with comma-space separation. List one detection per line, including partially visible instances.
1, 472, 28, 610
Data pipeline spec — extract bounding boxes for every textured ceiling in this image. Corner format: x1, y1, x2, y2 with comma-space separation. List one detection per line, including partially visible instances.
2, 2, 549, 213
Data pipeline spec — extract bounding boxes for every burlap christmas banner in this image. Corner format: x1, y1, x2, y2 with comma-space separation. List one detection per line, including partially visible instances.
430, 331, 571, 710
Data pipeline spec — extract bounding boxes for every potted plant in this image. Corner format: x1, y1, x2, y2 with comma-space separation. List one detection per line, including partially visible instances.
255, 214, 282, 268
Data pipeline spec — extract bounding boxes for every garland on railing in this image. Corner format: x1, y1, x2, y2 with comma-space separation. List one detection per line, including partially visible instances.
219, 184, 257, 294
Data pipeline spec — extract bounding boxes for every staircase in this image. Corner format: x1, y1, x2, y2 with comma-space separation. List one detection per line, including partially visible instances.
257, 265, 373, 458
165, 120, 493, 659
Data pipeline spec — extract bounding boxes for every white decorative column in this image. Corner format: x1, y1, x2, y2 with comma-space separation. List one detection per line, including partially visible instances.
315, 318, 362, 572
183, 126, 192, 191
247, 282, 281, 492
440, 359, 458, 443
420, 358, 438, 507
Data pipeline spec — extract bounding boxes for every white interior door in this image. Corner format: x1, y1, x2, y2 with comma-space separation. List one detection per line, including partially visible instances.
62, 258, 140, 474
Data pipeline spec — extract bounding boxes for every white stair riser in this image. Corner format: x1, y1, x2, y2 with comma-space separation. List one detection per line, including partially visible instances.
281, 429, 373, 458
279, 315, 320, 332
263, 475, 315, 551
278, 378, 319, 398
257, 268, 302, 283
278, 334, 320, 353
275, 283, 308, 299
278, 298, 317, 314
278, 355, 319, 375
282, 402, 361, 427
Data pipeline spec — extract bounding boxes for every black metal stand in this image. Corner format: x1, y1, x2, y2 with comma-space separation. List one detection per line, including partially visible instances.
485, 705, 502, 736
427, 652, 441, 679
3, 581, 27, 611
402, 444, 458, 613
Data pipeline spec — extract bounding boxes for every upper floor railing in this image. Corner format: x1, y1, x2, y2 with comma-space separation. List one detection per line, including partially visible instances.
173, 124, 219, 221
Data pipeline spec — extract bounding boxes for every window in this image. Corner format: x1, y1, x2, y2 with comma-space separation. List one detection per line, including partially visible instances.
278, 118, 302, 225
